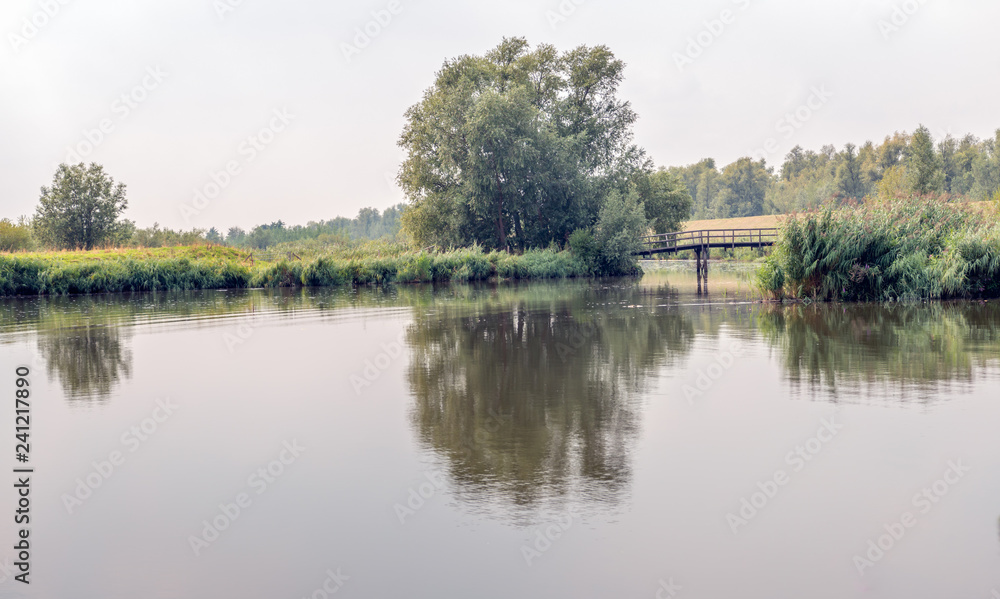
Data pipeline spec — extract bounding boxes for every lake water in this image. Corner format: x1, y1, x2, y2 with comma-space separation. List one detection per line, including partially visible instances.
1, 263, 998, 599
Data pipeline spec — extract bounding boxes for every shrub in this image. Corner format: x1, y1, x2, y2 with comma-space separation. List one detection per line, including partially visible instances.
755, 255, 785, 299
397, 254, 433, 283
594, 190, 647, 276
0, 218, 35, 252
301, 257, 349, 287
568, 228, 598, 273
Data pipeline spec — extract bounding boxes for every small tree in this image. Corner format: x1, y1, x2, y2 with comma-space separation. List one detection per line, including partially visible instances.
835, 143, 866, 199
907, 125, 945, 194
226, 227, 247, 245
0, 217, 35, 252
206, 227, 222, 243
594, 190, 648, 275
34, 163, 132, 249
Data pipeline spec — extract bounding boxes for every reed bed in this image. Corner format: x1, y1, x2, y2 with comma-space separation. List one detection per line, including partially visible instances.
0, 244, 592, 296
757, 196, 1000, 301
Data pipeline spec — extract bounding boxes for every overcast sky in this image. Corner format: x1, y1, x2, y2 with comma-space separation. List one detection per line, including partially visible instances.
1, 0, 997, 231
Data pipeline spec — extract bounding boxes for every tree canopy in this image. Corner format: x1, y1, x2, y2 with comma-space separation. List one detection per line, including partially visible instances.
397, 38, 690, 250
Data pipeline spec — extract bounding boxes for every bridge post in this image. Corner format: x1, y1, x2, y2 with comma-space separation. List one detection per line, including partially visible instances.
694, 246, 710, 294
694, 248, 702, 293
701, 246, 709, 294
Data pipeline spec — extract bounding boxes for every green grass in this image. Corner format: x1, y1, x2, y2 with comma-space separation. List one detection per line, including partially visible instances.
10, 245, 248, 263
756, 196, 1000, 301
0, 242, 597, 297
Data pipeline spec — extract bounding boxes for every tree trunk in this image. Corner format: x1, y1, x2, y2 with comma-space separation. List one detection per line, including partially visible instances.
513, 211, 525, 252
494, 171, 507, 251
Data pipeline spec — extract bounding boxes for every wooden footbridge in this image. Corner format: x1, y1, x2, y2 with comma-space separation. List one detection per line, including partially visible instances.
636, 228, 778, 292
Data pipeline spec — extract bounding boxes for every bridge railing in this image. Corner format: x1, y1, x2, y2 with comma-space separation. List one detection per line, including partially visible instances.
241, 250, 303, 266
640, 228, 778, 252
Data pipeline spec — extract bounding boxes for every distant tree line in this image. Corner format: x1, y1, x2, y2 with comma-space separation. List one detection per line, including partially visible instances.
1, 161, 406, 252
671, 126, 1000, 220
220, 204, 406, 249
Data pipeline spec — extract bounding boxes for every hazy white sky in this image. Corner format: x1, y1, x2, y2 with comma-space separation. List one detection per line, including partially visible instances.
1, 0, 997, 231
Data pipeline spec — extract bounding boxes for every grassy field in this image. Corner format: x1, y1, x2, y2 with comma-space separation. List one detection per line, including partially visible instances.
682, 214, 785, 231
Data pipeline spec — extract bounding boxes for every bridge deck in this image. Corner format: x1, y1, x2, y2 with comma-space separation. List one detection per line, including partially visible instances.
637, 228, 777, 255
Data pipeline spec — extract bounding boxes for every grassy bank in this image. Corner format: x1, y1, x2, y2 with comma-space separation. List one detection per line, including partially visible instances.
0, 243, 595, 296
756, 196, 1000, 301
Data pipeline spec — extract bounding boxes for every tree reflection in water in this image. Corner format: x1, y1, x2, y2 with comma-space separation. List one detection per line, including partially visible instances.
406, 285, 696, 518
37, 325, 134, 402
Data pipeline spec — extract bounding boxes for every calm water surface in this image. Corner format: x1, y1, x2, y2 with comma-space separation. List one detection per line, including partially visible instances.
1, 264, 998, 598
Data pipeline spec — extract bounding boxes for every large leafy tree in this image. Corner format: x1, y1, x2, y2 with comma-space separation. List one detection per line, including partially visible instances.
398, 38, 660, 250
34, 163, 132, 249
635, 169, 692, 233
